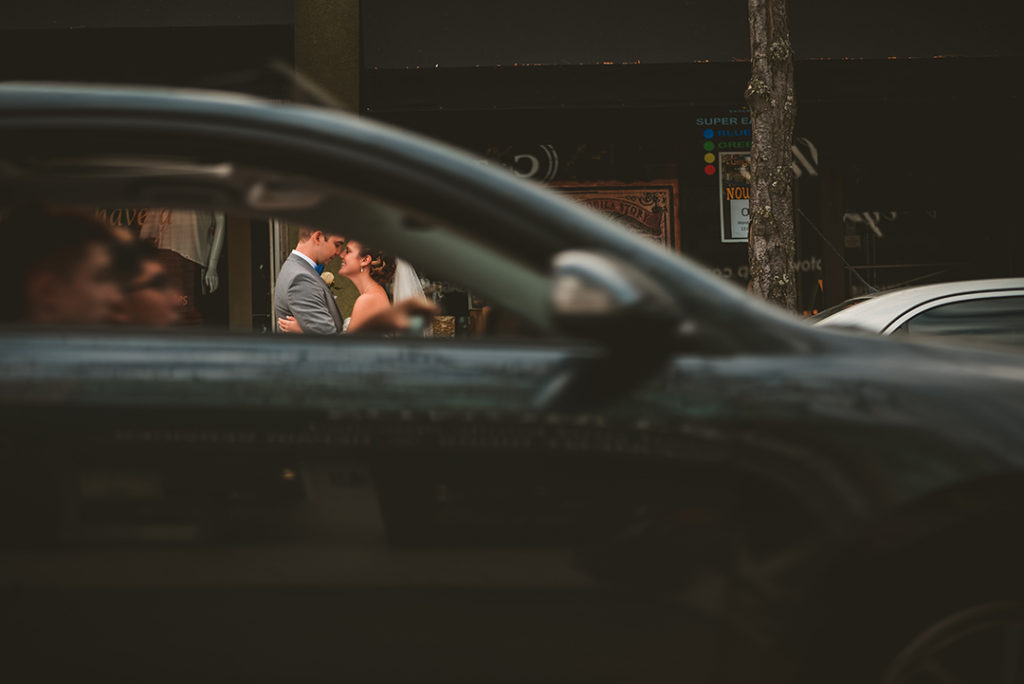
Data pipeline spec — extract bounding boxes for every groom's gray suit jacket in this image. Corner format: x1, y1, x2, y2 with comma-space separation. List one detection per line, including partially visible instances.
273, 252, 344, 334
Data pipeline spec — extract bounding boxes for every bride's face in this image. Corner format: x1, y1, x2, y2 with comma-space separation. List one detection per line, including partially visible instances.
338, 240, 366, 277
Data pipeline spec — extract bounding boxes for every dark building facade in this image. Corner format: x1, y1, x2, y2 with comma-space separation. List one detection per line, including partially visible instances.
3, 1, 1021, 316
361, 0, 1024, 310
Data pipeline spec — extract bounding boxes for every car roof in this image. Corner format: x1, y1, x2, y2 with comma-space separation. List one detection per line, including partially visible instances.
815, 277, 1024, 332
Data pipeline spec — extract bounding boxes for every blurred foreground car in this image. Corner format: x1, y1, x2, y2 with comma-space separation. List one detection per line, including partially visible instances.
2, 84, 1024, 684
813, 277, 1024, 349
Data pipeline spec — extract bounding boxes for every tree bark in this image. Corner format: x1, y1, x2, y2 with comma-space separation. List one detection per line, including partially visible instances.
745, 0, 798, 311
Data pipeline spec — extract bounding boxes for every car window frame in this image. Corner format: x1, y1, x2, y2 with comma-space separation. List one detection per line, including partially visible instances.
0, 83, 824, 355
883, 289, 1024, 335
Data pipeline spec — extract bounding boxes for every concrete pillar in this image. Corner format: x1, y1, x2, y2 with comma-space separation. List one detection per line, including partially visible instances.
227, 216, 253, 331
294, 0, 359, 110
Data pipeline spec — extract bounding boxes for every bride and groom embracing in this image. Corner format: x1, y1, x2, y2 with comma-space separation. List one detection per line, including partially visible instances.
273, 226, 434, 336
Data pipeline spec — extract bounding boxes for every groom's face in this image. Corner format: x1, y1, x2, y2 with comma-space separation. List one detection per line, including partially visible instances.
314, 232, 345, 265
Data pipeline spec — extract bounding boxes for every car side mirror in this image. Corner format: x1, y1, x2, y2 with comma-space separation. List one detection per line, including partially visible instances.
550, 250, 685, 346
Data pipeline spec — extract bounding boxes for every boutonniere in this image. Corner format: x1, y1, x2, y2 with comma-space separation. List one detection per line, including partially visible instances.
321, 271, 335, 285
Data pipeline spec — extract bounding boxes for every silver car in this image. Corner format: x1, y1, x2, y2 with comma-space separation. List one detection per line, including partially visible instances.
813, 278, 1024, 349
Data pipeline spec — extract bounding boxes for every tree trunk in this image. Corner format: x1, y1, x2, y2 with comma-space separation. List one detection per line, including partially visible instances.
745, 0, 798, 311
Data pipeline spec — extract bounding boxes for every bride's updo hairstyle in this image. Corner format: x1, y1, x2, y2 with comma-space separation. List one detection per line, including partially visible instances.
358, 243, 397, 286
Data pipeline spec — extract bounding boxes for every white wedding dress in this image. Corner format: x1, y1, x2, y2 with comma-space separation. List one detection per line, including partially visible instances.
391, 258, 426, 302
391, 258, 430, 336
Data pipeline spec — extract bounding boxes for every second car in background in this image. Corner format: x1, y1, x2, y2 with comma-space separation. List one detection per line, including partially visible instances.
813, 277, 1024, 349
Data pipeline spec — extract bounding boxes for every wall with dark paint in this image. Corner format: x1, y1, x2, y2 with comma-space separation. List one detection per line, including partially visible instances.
362, 0, 1021, 69
1, 0, 292, 29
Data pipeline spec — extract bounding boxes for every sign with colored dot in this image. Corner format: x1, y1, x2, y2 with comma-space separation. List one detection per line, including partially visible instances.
697, 111, 751, 176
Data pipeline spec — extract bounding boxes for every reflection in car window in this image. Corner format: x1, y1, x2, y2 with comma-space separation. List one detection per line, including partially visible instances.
895, 296, 1024, 347
0, 198, 546, 339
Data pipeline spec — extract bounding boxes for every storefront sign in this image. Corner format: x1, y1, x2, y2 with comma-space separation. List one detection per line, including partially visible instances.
718, 151, 751, 243
695, 109, 753, 244
551, 180, 681, 250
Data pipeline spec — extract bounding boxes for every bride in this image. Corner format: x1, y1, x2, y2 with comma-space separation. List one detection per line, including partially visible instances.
278, 239, 428, 334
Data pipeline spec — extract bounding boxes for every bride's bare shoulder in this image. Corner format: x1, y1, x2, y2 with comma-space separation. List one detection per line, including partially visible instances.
352, 291, 390, 315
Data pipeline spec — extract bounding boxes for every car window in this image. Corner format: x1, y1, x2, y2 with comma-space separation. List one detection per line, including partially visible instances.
275, 218, 546, 339
0, 195, 552, 340
893, 296, 1024, 347
0, 135, 576, 337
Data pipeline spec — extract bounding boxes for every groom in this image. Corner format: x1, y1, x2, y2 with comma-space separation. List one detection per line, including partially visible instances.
274, 227, 346, 334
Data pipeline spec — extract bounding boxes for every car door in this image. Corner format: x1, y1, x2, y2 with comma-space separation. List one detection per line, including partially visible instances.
0, 87, 747, 682
0, 297, 752, 683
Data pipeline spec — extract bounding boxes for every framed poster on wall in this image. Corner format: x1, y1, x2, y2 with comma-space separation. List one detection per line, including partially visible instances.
719, 151, 751, 243
550, 180, 681, 251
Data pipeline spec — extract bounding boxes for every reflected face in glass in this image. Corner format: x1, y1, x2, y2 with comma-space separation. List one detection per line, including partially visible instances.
38, 243, 123, 325
121, 260, 182, 327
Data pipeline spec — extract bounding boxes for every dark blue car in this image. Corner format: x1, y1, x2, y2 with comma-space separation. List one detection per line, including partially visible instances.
2, 84, 1024, 684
